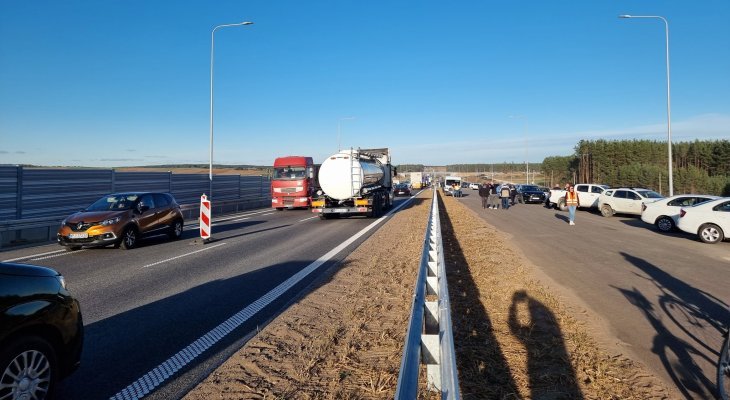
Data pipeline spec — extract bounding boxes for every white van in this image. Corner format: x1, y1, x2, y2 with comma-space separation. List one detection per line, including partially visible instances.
443, 176, 462, 196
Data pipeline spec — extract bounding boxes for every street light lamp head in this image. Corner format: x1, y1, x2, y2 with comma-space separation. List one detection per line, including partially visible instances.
242, 21, 254, 25
619, 15, 632, 18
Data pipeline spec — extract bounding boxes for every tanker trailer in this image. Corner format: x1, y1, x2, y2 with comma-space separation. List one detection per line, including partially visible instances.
311, 148, 394, 219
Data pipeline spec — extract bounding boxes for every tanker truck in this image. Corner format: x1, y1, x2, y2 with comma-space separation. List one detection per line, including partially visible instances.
311, 148, 395, 219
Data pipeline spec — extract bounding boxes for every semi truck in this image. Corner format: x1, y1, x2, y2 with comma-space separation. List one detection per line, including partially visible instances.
271, 156, 319, 210
311, 148, 395, 219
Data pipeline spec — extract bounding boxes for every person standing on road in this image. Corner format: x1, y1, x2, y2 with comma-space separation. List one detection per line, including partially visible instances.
479, 181, 489, 209
509, 184, 518, 206
489, 181, 499, 209
565, 184, 580, 225
500, 183, 511, 209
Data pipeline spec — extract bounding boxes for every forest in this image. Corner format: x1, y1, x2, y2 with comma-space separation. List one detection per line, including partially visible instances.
542, 139, 730, 196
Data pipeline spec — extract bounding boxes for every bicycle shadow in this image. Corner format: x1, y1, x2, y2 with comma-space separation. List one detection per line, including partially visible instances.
614, 251, 729, 399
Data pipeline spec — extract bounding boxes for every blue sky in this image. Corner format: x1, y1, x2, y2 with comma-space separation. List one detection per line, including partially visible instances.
1, 1, 728, 167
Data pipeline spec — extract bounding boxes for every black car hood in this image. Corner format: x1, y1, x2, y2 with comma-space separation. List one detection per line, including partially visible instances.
0, 262, 60, 277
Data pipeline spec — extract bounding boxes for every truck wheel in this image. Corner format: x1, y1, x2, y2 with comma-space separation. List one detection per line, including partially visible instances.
601, 205, 614, 218
558, 198, 567, 211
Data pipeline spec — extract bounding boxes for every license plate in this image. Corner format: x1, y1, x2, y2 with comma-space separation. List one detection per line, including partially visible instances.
334, 209, 348, 213
69, 233, 88, 239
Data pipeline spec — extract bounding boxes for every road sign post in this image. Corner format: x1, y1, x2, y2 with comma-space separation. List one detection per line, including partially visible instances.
200, 194, 211, 242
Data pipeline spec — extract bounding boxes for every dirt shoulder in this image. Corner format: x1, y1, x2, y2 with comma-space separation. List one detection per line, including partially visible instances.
184, 190, 677, 399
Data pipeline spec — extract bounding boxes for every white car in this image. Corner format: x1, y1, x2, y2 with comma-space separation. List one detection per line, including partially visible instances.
598, 188, 664, 217
677, 197, 730, 244
547, 183, 609, 210
469, 183, 480, 190
640, 194, 720, 232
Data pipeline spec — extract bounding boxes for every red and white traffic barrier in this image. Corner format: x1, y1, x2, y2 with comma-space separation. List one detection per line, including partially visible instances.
200, 194, 211, 241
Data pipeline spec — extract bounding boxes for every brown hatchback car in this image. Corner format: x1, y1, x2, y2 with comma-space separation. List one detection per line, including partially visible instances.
57, 192, 184, 250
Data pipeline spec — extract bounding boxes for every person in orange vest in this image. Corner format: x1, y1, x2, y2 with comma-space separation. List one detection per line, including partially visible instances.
565, 184, 580, 225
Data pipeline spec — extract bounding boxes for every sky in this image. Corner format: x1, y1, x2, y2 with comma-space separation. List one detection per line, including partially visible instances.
1, 1, 728, 168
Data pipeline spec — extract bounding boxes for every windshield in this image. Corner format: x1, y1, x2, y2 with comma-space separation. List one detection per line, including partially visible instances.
86, 194, 138, 211
273, 166, 307, 181
521, 185, 539, 191
445, 179, 461, 186
638, 190, 663, 199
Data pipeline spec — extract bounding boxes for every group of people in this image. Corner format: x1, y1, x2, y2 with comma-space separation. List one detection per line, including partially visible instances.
476, 180, 581, 226
477, 181, 519, 210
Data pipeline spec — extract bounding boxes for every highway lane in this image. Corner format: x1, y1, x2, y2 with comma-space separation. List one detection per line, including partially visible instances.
0, 195, 424, 400
454, 191, 729, 399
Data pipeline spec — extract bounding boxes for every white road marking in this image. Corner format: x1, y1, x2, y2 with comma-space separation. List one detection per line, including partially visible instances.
299, 216, 318, 222
232, 217, 250, 222
140, 243, 227, 269
31, 250, 88, 261
3, 249, 67, 262
110, 192, 419, 400
260, 212, 275, 217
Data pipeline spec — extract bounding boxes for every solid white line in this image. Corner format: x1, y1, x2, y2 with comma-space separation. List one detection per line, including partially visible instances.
260, 212, 275, 216
110, 192, 420, 400
232, 217, 250, 222
2, 249, 67, 262
31, 249, 88, 261
140, 243, 227, 269
299, 216, 318, 222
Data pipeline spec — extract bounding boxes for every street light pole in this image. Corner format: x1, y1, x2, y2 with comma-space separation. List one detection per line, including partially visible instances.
337, 117, 355, 152
210, 21, 254, 200
509, 115, 529, 184
619, 14, 673, 196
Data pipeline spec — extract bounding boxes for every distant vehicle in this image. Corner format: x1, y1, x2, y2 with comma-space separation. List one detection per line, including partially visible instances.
57, 192, 184, 250
517, 184, 547, 204
443, 176, 462, 196
409, 172, 423, 190
598, 188, 664, 217
641, 194, 720, 232
548, 183, 610, 210
394, 183, 411, 196
271, 156, 319, 210
469, 183, 479, 190
1, 262, 83, 400
677, 197, 730, 244
311, 148, 394, 219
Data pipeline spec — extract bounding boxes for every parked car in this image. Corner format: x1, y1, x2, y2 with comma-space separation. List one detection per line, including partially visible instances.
393, 184, 411, 196
469, 183, 480, 190
598, 188, 664, 217
677, 197, 730, 244
0, 262, 83, 400
641, 194, 720, 232
57, 192, 184, 251
517, 184, 547, 204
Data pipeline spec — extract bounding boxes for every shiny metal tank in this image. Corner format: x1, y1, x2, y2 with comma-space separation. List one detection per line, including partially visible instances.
318, 150, 385, 200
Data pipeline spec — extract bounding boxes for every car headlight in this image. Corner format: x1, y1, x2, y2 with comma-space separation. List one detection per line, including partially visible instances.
316, 190, 323, 196
100, 216, 121, 226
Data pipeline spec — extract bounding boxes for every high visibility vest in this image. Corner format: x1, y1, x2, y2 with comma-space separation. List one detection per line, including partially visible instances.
565, 191, 579, 206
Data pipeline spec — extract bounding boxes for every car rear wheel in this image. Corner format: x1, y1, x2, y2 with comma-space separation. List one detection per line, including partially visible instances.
698, 223, 724, 244
168, 219, 183, 240
655, 216, 675, 232
601, 204, 614, 217
557, 198, 567, 211
0, 336, 58, 400
120, 227, 138, 250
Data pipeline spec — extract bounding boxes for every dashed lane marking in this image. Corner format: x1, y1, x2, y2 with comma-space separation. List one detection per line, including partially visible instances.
3, 249, 68, 262
140, 243, 227, 269
299, 216, 319, 222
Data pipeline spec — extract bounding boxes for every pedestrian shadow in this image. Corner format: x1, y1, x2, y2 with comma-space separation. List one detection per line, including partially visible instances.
437, 193, 522, 398
612, 251, 729, 399
509, 290, 584, 400
554, 213, 569, 223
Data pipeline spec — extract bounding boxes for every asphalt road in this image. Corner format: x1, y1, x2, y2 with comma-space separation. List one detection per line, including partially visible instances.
1, 196, 420, 400
454, 190, 730, 399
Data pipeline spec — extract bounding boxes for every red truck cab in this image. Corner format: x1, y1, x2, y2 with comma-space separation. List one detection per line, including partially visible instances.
271, 156, 318, 210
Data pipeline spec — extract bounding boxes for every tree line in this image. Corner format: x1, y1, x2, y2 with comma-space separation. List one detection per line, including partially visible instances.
542, 139, 730, 196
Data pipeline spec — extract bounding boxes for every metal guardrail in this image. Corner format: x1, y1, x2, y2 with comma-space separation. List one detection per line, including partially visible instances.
396, 188, 460, 399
